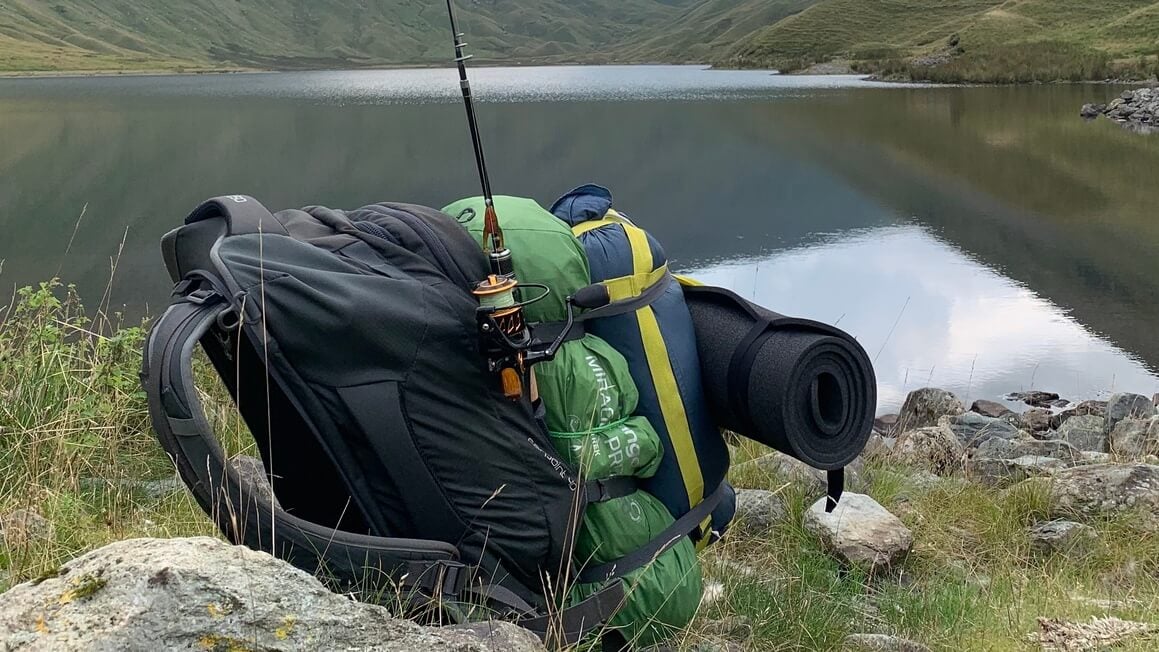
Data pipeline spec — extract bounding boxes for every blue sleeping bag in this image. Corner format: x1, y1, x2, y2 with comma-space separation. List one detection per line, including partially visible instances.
551, 184, 734, 542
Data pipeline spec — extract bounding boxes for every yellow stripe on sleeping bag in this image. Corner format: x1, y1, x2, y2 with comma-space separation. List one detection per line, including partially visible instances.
638, 305, 704, 509
622, 222, 653, 276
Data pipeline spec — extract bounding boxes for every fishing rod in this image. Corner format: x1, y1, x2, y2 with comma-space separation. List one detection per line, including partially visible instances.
446, 0, 507, 272
445, 0, 576, 400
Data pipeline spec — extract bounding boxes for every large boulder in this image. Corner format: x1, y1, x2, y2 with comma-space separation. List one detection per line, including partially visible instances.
893, 389, 964, 434
892, 425, 964, 475
974, 437, 1081, 463
968, 456, 1065, 487
1105, 393, 1156, 434
803, 493, 913, 572
1109, 418, 1159, 459
1039, 464, 1159, 528
940, 413, 1021, 448
1053, 415, 1106, 452
1049, 401, 1107, 430
0, 537, 545, 652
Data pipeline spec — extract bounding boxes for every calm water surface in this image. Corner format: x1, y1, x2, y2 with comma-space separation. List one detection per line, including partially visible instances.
1, 65, 1156, 411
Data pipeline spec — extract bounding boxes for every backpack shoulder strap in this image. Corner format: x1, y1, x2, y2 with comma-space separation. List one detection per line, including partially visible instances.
185, 195, 290, 236
140, 285, 461, 592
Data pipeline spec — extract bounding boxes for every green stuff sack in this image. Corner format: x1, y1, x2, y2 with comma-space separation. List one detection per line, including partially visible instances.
444, 196, 702, 647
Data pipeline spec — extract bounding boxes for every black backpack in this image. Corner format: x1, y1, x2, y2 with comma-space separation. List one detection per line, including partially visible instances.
140, 196, 629, 644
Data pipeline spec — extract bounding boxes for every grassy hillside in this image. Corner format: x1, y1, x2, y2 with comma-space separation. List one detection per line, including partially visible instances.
2, 1, 1158, 80
0, 0, 697, 73
720, 0, 1159, 81
611, 0, 818, 64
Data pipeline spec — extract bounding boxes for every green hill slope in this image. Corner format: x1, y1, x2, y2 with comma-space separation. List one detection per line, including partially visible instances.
0, 0, 697, 73
720, 0, 1159, 81
611, 0, 819, 63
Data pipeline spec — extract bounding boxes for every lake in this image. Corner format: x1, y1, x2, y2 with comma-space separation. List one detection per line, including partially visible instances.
1, 65, 1157, 412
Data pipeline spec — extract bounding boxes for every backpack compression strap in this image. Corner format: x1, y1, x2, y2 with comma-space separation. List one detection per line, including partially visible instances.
576, 482, 727, 584
142, 285, 625, 645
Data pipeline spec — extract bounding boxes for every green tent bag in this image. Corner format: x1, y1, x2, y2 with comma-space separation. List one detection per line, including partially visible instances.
444, 196, 702, 647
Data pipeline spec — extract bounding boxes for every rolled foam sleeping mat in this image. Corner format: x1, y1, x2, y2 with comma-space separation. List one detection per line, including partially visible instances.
682, 285, 876, 470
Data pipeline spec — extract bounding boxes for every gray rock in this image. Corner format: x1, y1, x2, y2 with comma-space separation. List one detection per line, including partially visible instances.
873, 414, 898, 436
1080, 451, 1113, 465
0, 537, 544, 652
733, 489, 789, 533
736, 452, 864, 495
942, 412, 1021, 448
1105, 393, 1157, 433
1041, 464, 1159, 528
893, 388, 964, 435
969, 455, 1065, 487
1020, 408, 1054, 435
843, 633, 931, 652
861, 433, 896, 461
1050, 401, 1108, 430
78, 476, 183, 501
229, 454, 282, 510
1080, 103, 1105, 119
687, 638, 746, 652
803, 493, 913, 572
892, 425, 964, 475
1028, 520, 1097, 555
974, 437, 1081, 463
1109, 418, 1159, 458
970, 399, 1013, 418
0, 509, 54, 549
1154, 393, 1159, 407
1054, 415, 1106, 452
1122, 90, 1137, 101
1007, 391, 1061, 408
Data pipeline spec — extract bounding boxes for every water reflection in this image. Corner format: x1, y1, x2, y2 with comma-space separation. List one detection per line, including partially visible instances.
2, 68, 1158, 408
686, 226, 1159, 412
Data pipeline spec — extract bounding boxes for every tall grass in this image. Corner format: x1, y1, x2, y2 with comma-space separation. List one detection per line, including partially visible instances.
0, 279, 223, 590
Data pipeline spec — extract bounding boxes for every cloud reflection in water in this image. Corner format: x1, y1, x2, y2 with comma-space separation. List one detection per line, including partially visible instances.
684, 225, 1159, 413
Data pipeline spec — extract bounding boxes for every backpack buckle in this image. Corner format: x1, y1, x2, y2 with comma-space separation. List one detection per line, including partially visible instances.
434, 560, 467, 596
184, 288, 221, 306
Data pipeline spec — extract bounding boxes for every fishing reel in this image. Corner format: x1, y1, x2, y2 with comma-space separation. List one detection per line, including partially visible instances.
473, 268, 579, 401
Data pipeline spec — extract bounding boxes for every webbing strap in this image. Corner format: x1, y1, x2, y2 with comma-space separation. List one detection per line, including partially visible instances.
571, 210, 632, 237
573, 271, 673, 323
827, 468, 845, 514
602, 265, 669, 303
577, 484, 726, 584
518, 581, 627, 648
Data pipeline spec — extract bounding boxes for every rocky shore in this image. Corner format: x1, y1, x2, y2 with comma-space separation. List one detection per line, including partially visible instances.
1082, 87, 1159, 130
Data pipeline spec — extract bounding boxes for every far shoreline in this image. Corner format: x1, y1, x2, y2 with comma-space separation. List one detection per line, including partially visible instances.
1, 60, 1154, 87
